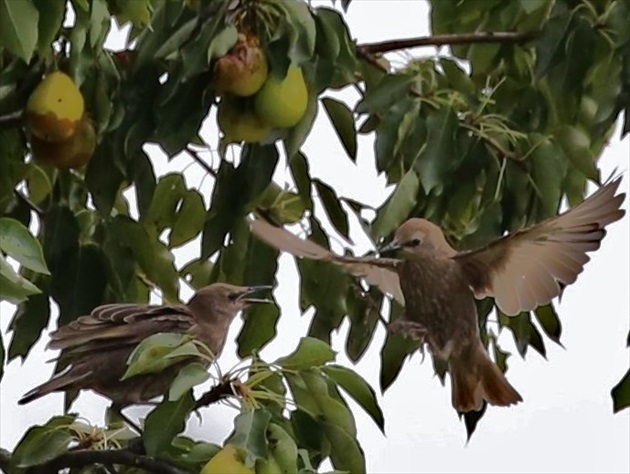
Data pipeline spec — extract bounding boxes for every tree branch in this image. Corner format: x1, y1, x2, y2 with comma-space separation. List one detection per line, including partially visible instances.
0, 109, 24, 129
194, 378, 236, 410
25, 448, 185, 474
358, 30, 540, 55
186, 145, 218, 178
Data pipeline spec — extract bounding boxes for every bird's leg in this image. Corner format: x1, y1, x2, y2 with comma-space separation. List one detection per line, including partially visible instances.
388, 319, 428, 343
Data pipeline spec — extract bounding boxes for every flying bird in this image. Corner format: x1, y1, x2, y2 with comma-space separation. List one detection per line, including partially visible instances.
20, 283, 271, 407
249, 178, 626, 412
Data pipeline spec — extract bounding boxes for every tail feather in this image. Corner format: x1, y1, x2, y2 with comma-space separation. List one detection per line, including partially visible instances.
450, 342, 522, 412
19, 368, 92, 405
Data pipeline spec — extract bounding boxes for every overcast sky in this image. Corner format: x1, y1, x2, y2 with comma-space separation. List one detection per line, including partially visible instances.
1, 2, 629, 473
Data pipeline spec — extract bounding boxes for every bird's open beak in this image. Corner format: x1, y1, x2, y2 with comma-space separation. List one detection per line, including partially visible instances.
237, 285, 274, 304
379, 239, 401, 254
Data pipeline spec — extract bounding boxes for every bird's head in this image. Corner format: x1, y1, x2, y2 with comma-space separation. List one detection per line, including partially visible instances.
188, 283, 273, 323
380, 218, 455, 257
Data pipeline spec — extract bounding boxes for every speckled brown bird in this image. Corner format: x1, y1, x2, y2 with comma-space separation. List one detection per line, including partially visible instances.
19, 283, 271, 407
249, 177, 626, 412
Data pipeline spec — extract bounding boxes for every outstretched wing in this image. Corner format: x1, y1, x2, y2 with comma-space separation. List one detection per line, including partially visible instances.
454, 177, 626, 315
249, 217, 405, 304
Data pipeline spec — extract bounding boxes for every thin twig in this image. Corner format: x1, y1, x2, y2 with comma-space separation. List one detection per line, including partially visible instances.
13, 189, 44, 215
0, 109, 24, 129
358, 31, 540, 55
186, 145, 218, 178
25, 448, 185, 474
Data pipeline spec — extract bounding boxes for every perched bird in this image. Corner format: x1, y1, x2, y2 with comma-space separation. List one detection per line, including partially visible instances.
20, 283, 271, 407
249, 178, 626, 412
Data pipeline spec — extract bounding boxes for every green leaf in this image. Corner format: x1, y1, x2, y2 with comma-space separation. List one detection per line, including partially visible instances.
313, 179, 350, 239
371, 170, 420, 240
415, 107, 459, 193
154, 18, 197, 59
237, 300, 280, 358
32, 0, 65, 54
534, 304, 562, 345
123, 333, 199, 380
169, 362, 211, 401
322, 422, 365, 473
169, 189, 206, 248
535, 7, 573, 77
284, 86, 319, 158
0, 217, 50, 274
380, 304, 420, 391
612, 368, 630, 413
0, 254, 42, 303
228, 409, 272, 460
321, 97, 357, 162
0, 0, 39, 63
531, 137, 568, 218
207, 25, 239, 60
144, 391, 195, 456
50, 244, 108, 327
11, 415, 76, 468
322, 364, 385, 433
8, 292, 50, 361
356, 74, 415, 114
554, 125, 598, 180
276, 337, 336, 369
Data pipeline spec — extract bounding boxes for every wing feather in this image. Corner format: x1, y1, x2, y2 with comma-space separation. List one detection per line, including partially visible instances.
455, 178, 625, 315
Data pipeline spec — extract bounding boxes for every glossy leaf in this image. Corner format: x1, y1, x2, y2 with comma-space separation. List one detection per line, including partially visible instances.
169, 362, 211, 401
371, 170, 420, 241
323, 364, 385, 433
0, 0, 39, 63
322, 97, 357, 161
276, 337, 336, 369
228, 409, 272, 460
144, 391, 195, 456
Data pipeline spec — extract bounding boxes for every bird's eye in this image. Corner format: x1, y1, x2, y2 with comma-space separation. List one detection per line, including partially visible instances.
228, 292, 239, 301
407, 238, 421, 247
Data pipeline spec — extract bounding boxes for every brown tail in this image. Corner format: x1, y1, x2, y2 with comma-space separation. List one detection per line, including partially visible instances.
449, 341, 522, 412
19, 368, 91, 405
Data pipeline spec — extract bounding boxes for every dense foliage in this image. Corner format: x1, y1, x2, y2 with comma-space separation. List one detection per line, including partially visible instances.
0, 0, 628, 472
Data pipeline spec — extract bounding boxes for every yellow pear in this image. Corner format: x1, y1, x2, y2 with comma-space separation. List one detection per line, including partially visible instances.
30, 116, 96, 170
254, 65, 308, 128
214, 34, 268, 97
217, 97, 271, 144
200, 445, 254, 474
26, 71, 85, 143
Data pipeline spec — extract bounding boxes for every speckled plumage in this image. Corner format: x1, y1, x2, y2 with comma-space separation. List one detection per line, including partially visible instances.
20, 283, 269, 407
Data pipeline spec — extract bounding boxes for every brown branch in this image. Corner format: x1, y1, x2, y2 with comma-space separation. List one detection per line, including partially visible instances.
358, 30, 540, 55
186, 145, 218, 178
194, 378, 236, 410
0, 109, 24, 129
25, 448, 185, 474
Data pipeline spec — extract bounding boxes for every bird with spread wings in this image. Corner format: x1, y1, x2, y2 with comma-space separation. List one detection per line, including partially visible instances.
249, 177, 626, 412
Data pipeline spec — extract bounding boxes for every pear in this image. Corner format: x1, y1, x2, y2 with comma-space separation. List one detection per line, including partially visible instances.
217, 97, 271, 144
254, 66, 308, 128
200, 445, 254, 474
30, 116, 96, 170
214, 34, 268, 97
26, 71, 85, 143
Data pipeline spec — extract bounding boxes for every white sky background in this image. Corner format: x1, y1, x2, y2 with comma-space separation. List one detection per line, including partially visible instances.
1, 1, 629, 473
